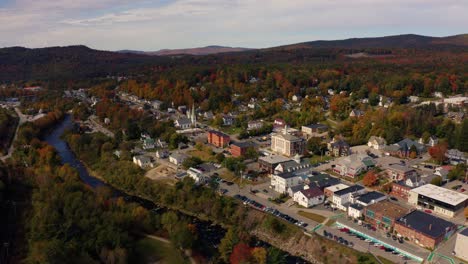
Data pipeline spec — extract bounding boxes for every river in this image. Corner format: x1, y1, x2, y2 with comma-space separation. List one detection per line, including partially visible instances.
44, 115, 309, 264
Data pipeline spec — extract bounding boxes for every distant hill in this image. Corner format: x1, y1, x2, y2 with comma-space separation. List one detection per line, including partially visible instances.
0, 34, 466, 82
272, 34, 468, 50
119, 45, 253, 56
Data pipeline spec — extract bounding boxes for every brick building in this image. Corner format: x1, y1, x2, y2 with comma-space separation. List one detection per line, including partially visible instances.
230, 141, 256, 157
394, 210, 457, 249
207, 130, 230, 148
363, 201, 409, 231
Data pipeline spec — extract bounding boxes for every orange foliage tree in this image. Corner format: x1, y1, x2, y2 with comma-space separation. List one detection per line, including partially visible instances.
363, 170, 378, 187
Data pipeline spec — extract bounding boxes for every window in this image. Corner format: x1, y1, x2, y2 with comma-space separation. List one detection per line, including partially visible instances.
366, 210, 375, 218
382, 216, 391, 225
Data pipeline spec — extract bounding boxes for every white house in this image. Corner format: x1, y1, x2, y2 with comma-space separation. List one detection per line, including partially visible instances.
333, 154, 375, 178
169, 153, 188, 166
348, 203, 364, 219
293, 187, 324, 208
367, 136, 387, 150
151, 100, 163, 110
133, 155, 153, 168
187, 167, 208, 185
222, 115, 235, 126
271, 172, 303, 194
331, 185, 366, 211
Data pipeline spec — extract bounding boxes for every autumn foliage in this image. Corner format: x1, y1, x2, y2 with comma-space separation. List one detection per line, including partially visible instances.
230, 243, 253, 264
363, 170, 378, 187
428, 142, 448, 164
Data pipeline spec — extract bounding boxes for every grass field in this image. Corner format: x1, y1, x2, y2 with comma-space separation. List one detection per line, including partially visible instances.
298, 210, 327, 223
309, 155, 333, 165
132, 237, 188, 264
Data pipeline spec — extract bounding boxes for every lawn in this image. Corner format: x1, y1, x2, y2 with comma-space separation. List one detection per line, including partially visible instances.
309, 155, 333, 165
188, 149, 216, 162
220, 126, 244, 135
298, 210, 327, 223
132, 237, 188, 264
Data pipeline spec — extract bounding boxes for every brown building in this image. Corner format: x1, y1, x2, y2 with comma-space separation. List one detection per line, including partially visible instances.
207, 130, 230, 148
363, 201, 409, 231
394, 210, 457, 250
390, 175, 424, 201
230, 141, 256, 157
385, 164, 418, 181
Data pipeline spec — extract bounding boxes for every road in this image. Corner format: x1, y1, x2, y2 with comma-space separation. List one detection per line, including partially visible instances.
1, 108, 27, 161
88, 115, 114, 138
218, 180, 426, 263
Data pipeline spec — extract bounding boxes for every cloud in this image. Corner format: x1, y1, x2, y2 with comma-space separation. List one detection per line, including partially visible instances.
0, 0, 466, 50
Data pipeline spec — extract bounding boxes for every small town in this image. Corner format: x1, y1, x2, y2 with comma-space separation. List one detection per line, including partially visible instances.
0, 3, 467, 263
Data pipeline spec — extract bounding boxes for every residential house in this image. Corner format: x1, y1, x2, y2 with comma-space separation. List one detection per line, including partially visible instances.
333, 154, 376, 178
177, 105, 187, 114
292, 94, 303, 102
331, 185, 366, 211
349, 109, 364, 118
230, 141, 256, 158
187, 167, 208, 185
390, 175, 425, 201
133, 155, 153, 168
155, 150, 169, 159
258, 155, 292, 173
301, 124, 328, 139
270, 171, 303, 194
151, 100, 163, 110
324, 183, 349, 198
287, 185, 303, 198
367, 136, 387, 150
222, 115, 234, 126
385, 164, 418, 181
363, 201, 409, 231
207, 130, 230, 148
419, 135, 438, 147
446, 111, 464, 124
394, 210, 457, 249
271, 128, 306, 157
293, 187, 324, 208
353, 191, 387, 207
327, 138, 350, 157
142, 137, 155, 150
304, 173, 340, 191
157, 139, 168, 148
273, 118, 287, 132
434, 166, 453, 181
446, 149, 467, 165
408, 184, 468, 218
409, 96, 420, 103
384, 138, 426, 158
247, 120, 263, 131
203, 111, 214, 120
169, 153, 188, 166
454, 229, 468, 262
247, 102, 258, 109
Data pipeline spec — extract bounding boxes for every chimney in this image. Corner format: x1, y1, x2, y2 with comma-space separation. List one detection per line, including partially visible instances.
429, 224, 432, 230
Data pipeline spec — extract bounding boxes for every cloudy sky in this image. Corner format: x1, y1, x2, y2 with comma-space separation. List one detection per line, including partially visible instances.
0, 0, 466, 51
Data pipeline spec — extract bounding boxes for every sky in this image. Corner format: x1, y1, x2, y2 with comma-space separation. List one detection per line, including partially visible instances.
0, 0, 467, 51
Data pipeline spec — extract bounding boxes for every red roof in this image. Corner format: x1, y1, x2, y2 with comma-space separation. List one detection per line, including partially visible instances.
300, 187, 324, 198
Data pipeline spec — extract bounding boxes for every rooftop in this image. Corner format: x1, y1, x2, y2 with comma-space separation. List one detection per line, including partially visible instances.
272, 132, 302, 142
300, 187, 324, 198
396, 210, 456, 238
325, 183, 350, 193
349, 203, 364, 210
303, 123, 328, 129
208, 130, 230, 137
356, 191, 386, 204
259, 155, 291, 164
231, 141, 256, 148
411, 184, 468, 206
366, 201, 409, 219
460, 228, 468, 237
334, 185, 365, 196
